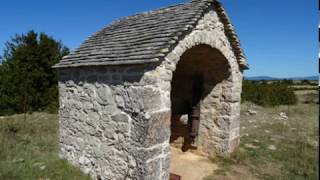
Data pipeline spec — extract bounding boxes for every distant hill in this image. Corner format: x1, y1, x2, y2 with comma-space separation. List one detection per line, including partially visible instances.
245, 76, 279, 81
245, 76, 318, 81
287, 76, 319, 81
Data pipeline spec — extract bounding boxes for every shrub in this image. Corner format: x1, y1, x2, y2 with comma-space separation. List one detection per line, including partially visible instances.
242, 80, 297, 106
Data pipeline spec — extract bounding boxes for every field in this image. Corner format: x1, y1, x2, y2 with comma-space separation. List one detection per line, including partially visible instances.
205, 89, 319, 180
0, 113, 91, 180
0, 86, 318, 180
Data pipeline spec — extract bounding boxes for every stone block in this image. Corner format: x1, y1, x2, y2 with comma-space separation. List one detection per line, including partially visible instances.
145, 111, 171, 147
97, 86, 114, 105
112, 74, 121, 81
143, 146, 163, 161
122, 74, 143, 83
111, 113, 129, 123
230, 127, 240, 139
103, 123, 117, 140
228, 136, 240, 153
98, 75, 111, 83
213, 116, 230, 131
130, 115, 149, 146
87, 75, 98, 82
161, 154, 170, 173
230, 114, 240, 129
142, 87, 162, 112
123, 87, 144, 113
145, 159, 161, 180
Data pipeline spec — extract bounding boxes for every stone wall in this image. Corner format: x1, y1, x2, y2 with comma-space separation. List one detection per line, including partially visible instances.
58, 9, 243, 180
58, 64, 171, 180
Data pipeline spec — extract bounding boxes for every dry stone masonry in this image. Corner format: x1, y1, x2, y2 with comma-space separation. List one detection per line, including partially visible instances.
53, 0, 249, 179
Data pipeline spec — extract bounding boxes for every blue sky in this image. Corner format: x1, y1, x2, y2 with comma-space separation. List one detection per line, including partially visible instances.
0, 0, 317, 77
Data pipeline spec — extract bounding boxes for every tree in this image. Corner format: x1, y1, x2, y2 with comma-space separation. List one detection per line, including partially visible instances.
0, 30, 69, 115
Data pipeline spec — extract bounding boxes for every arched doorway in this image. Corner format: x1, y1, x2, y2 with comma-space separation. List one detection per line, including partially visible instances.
170, 44, 232, 153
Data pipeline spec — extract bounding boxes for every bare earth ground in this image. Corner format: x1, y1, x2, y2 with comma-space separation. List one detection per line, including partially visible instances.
170, 147, 218, 180
171, 90, 319, 180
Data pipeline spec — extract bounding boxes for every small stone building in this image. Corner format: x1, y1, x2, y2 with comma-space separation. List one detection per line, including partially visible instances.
53, 0, 249, 179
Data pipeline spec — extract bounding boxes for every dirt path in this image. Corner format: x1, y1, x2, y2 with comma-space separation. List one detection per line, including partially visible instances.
170, 147, 218, 180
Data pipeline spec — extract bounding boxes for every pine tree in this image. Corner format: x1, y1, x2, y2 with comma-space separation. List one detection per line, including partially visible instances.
0, 30, 69, 115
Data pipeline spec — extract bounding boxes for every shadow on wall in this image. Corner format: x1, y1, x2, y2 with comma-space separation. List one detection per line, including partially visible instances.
170, 44, 231, 152
58, 63, 161, 87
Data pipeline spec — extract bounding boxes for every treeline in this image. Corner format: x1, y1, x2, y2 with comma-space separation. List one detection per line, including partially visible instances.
242, 80, 298, 106
0, 31, 69, 115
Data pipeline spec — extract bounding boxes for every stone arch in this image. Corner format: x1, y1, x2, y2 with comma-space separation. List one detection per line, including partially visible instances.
170, 44, 233, 153
151, 11, 243, 155
138, 10, 244, 178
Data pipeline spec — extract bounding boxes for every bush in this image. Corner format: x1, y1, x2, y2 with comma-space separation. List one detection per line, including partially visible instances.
242, 80, 297, 106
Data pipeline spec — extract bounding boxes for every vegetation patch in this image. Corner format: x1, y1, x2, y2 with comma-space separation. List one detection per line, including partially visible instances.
0, 113, 90, 180
242, 80, 298, 106
0, 31, 69, 116
205, 103, 319, 180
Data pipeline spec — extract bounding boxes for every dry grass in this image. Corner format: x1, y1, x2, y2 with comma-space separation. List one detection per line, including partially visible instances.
0, 86, 318, 180
294, 90, 318, 104
205, 101, 319, 180
0, 112, 90, 180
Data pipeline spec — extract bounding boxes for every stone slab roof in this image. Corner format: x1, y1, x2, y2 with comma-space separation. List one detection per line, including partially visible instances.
53, 0, 248, 69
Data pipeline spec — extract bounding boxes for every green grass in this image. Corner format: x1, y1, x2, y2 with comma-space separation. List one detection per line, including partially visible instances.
0, 112, 91, 180
205, 103, 319, 180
